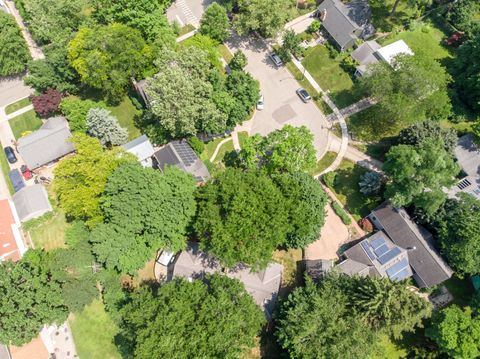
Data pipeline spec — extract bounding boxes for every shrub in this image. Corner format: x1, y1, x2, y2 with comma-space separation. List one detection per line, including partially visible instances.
307, 20, 321, 34
229, 50, 248, 71
332, 201, 351, 225
322, 171, 336, 188
187, 136, 205, 155
31, 88, 62, 117
60, 97, 107, 133
358, 171, 383, 195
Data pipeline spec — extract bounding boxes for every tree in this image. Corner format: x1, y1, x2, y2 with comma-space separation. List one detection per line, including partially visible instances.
359, 171, 383, 195
182, 34, 223, 69
86, 108, 128, 147
53, 134, 135, 227
60, 97, 107, 133
278, 29, 303, 62
273, 172, 327, 248
229, 49, 248, 71
31, 88, 62, 118
397, 120, 458, 155
234, 0, 293, 38
225, 69, 259, 125
68, 24, 153, 103
146, 47, 227, 137
194, 168, 290, 269
234, 125, 317, 173
359, 53, 452, 136
92, 0, 174, 42
0, 250, 68, 346
426, 305, 480, 359
199, 3, 230, 43
118, 274, 264, 358
0, 12, 30, 76
436, 193, 480, 274
452, 32, 480, 114
383, 140, 460, 214
275, 279, 379, 358
91, 163, 196, 273
447, 0, 480, 32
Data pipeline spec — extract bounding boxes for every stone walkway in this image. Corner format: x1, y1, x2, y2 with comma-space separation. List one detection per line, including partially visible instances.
325, 97, 377, 122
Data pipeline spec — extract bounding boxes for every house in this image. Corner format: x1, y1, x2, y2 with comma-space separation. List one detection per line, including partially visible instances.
12, 184, 52, 222
449, 134, 480, 199
122, 135, 155, 167
153, 140, 210, 183
0, 199, 26, 262
317, 0, 375, 51
17, 117, 74, 169
172, 242, 283, 318
369, 202, 452, 288
351, 39, 414, 76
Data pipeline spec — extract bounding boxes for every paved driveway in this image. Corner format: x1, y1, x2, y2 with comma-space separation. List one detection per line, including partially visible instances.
166, 0, 213, 27
227, 35, 330, 158
0, 75, 33, 108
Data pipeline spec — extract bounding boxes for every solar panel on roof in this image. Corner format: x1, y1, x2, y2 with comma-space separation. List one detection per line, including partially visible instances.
373, 244, 389, 257
361, 241, 376, 260
377, 247, 401, 265
386, 258, 409, 278
390, 267, 411, 281
370, 237, 385, 249
172, 141, 198, 166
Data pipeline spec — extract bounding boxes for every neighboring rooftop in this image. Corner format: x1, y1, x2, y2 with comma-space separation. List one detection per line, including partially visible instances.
12, 184, 52, 222
0, 199, 26, 262
153, 140, 210, 183
369, 202, 453, 288
305, 259, 333, 282
450, 134, 480, 199
17, 117, 74, 169
376, 39, 414, 65
122, 134, 155, 167
172, 242, 283, 318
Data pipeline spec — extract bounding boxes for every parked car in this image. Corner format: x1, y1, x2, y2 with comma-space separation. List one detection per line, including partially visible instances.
256, 94, 264, 110
269, 53, 283, 67
8, 169, 25, 192
296, 88, 312, 103
156, 250, 175, 267
20, 165, 32, 180
4, 146, 17, 164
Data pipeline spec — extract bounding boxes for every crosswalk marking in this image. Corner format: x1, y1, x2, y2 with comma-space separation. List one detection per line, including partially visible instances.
176, 0, 199, 27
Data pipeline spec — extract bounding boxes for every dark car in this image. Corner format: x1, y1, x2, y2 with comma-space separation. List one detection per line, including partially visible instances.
8, 169, 25, 192
4, 146, 17, 164
269, 53, 283, 67
296, 88, 312, 103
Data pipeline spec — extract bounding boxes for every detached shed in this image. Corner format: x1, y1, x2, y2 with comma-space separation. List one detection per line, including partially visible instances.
12, 184, 52, 222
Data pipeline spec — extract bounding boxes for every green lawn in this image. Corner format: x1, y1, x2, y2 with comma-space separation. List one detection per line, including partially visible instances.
178, 24, 195, 36
440, 119, 474, 136
237, 131, 249, 148
0, 150, 14, 194
310, 151, 337, 175
9, 110, 43, 139
301, 45, 360, 108
330, 160, 382, 221
213, 138, 234, 163
27, 211, 69, 251
376, 335, 407, 359
70, 299, 122, 359
5, 97, 31, 115
200, 137, 227, 161
108, 96, 142, 140
218, 44, 233, 62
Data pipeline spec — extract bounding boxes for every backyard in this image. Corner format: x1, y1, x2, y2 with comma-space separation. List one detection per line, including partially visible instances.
370, 0, 421, 32
105, 96, 142, 140
9, 110, 43, 139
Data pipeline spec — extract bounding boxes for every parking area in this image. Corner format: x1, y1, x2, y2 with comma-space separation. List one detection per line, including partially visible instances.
166, 0, 213, 27
227, 34, 331, 159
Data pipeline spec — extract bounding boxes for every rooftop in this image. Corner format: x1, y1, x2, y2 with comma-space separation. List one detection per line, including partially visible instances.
12, 184, 52, 222
376, 39, 414, 65
122, 134, 155, 166
0, 199, 26, 262
450, 134, 480, 199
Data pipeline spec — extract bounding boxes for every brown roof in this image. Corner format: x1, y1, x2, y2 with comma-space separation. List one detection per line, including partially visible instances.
9, 337, 49, 359
0, 200, 23, 262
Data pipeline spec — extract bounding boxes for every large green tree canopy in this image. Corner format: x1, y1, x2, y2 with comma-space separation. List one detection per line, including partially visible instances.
91, 163, 196, 273
0, 12, 30, 77
118, 274, 264, 359
383, 139, 460, 214
68, 23, 153, 103
53, 134, 135, 227
199, 3, 230, 43
194, 168, 290, 269
359, 53, 452, 136
0, 250, 68, 346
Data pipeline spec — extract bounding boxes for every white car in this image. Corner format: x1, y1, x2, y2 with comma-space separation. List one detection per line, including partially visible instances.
256, 94, 264, 110
157, 250, 175, 266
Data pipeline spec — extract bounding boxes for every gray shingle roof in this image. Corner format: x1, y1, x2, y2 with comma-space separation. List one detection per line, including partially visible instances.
12, 184, 52, 222
450, 135, 480, 199
17, 117, 74, 169
370, 202, 453, 288
122, 135, 155, 164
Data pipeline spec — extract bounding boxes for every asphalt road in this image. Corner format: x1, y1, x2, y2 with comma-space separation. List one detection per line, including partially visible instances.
166, 0, 213, 27
0, 75, 33, 108
227, 35, 330, 159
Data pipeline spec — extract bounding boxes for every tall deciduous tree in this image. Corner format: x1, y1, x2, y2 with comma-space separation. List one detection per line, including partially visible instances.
0, 12, 30, 76
0, 250, 68, 346
53, 134, 135, 227
68, 24, 153, 103
60, 97, 107, 133
359, 53, 451, 136
199, 3, 230, 43
426, 305, 480, 359
194, 168, 290, 269
91, 163, 196, 273
234, 0, 293, 38
383, 139, 459, 214
86, 108, 128, 147
117, 274, 264, 359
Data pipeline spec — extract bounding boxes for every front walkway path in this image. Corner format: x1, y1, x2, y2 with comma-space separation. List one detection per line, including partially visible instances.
5, 104, 33, 120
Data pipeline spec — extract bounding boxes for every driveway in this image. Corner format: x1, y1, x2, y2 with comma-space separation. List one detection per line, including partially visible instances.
227, 35, 330, 159
166, 0, 213, 27
0, 75, 33, 108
